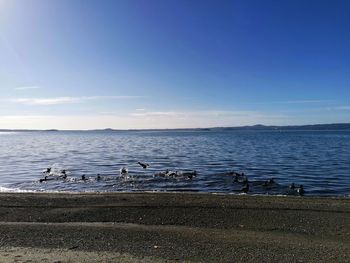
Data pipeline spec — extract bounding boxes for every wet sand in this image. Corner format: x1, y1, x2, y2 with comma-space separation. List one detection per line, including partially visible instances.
0, 192, 349, 262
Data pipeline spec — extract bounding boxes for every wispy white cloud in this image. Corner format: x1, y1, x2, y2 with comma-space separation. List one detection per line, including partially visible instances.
326, 105, 350, 111
276, 100, 333, 104
6, 96, 143, 105
129, 111, 179, 117
14, 86, 41, 91
129, 110, 285, 118
9, 97, 80, 105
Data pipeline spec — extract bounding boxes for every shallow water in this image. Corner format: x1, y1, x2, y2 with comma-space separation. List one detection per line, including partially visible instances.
0, 130, 349, 196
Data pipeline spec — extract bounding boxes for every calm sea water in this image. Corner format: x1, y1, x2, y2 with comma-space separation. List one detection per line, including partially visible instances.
0, 130, 349, 197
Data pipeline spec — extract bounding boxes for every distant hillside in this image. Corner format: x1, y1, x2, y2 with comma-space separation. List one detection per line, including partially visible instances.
1, 123, 350, 132
212, 123, 350, 131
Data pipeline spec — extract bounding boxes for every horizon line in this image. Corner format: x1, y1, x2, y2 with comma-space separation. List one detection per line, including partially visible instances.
1, 122, 350, 132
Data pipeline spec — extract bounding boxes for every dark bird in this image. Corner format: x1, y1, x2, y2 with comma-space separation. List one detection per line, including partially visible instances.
43, 168, 51, 174
155, 169, 169, 177
167, 171, 178, 177
39, 176, 55, 182
186, 171, 197, 179
60, 170, 67, 179
97, 174, 101, 181
262, 178, 275, 187
81, 174, 87, 181
137, 161, 149, 169
242, 176, 249, 184
120, 167, 128, 175
39, 176, 48, 183
231, 172, 248, 183
241, 183, 250, 193
297, 185, 305, 196
182, 170, 197, 179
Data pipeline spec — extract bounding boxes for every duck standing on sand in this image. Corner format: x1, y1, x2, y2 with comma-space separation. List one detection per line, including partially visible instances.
137, 162, 149, 169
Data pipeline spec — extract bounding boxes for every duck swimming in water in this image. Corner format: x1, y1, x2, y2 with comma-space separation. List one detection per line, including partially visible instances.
231, 172, 248, 183
286, 183, 304, 196
120, 167, 128, 175
59, 170, 67, 179
182, 170, 197, 179
242, 176, 249, 184
155, 169, 195, 179
97, 174, 101, 181
241, 183, 249, 193
262, 178, 276, 187
137, 161, 149, 169
167, 171, 178, 177
81, 174, 87, 181
154, 169, 169, 177
43, 168, 51, 174
39, 176, 48, 183
39, 176, 55, 183
297, 185, 305, 196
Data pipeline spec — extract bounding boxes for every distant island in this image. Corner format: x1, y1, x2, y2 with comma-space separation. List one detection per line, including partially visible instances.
211, 123, 350, 131
1, 123, 350, 132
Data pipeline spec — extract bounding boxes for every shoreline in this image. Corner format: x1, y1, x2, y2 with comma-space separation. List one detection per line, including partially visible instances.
1, 188, 349, 198
0, 192, 349, 262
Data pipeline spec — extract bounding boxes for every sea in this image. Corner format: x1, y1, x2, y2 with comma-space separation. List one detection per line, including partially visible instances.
0, 130, 349, 197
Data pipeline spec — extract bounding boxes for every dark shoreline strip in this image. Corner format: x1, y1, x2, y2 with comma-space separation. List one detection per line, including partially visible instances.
0, 193, 349, 262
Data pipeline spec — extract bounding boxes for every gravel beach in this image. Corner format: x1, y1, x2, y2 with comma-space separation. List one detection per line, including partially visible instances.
0, 192, 349, 262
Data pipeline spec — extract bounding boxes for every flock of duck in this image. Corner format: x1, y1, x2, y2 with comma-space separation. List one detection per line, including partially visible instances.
39, 161, 305, 196
226, 172, 305, 195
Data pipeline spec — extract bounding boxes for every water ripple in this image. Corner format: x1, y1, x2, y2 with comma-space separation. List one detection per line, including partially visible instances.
0, 130, 349, 196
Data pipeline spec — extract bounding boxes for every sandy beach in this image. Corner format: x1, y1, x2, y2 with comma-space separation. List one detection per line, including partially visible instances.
0, 192, 349, 262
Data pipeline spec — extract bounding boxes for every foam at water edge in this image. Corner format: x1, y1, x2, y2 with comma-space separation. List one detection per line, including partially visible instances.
0, 186, 36, 193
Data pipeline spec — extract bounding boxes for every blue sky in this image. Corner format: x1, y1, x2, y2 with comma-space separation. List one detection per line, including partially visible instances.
0, 0, 349, 129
